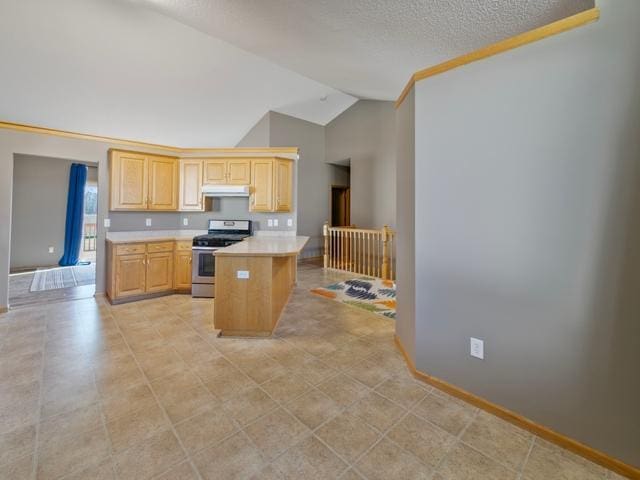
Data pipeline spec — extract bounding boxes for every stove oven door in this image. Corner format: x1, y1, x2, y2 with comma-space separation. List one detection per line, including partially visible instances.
192, 247, 216, 285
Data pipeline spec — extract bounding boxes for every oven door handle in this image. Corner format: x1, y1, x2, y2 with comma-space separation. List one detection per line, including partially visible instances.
192, 247, 218, 252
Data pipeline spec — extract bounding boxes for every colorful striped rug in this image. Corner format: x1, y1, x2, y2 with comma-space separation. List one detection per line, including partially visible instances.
311, 277, 396, 319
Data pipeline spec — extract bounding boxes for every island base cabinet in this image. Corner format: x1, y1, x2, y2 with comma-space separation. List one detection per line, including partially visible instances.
214, 254, 296, 337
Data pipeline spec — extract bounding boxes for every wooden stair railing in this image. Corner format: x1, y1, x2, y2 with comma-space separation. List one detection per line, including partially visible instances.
323, 222, 396, 281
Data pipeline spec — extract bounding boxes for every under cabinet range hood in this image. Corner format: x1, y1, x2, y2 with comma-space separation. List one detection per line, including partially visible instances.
202, 185, 250, 197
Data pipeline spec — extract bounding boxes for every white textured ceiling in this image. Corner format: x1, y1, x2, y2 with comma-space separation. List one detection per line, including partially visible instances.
0, 0, 356, 147
139, 0, 594, 100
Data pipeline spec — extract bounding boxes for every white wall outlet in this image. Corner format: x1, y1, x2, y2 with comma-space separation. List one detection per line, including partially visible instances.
183, 217, 189, 226
267, 219, 274, 227
237, 270, 250, 279
145, 218, 152, 227
103, 218, 111, 228
287, 218, 293, 227
470, 337, 484, 360
273, 219, 279, 227
48, 246, 54, 253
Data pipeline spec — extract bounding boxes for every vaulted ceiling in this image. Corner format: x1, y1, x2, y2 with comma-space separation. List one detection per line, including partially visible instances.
0, 0, 592, 147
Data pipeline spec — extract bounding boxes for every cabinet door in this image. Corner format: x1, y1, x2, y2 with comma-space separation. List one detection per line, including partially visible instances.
274, 159, 293, 212
146, 252, 174, 293
204, 159, 227, 184
148, 155, 178, 210
179, 159, 203, 211
115, 254, 146, 297
174, 251, 193, 290
110, 151, 148, 210
226, 159, 251, 185
250, 158, 274, 212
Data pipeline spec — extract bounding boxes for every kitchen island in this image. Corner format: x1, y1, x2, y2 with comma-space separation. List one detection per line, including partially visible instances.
213, 236, 309, 337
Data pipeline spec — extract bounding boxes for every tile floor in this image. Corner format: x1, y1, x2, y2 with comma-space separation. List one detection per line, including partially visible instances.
0, 264, 625, 479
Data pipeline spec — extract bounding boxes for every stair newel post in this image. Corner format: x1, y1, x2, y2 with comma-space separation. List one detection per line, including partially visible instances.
381, 225, 390, 280
323, 222, 329, 269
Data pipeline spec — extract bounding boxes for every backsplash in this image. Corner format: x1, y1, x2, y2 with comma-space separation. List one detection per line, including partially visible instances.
107, 196, 296, 232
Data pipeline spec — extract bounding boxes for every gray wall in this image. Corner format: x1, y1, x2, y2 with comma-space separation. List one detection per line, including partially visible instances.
326, 100, 395, 228
235, 113, 270, 147
10, 155, 97, 270
395, 89, 416, 362
269, 112, 324, 257
408, 0, 640, 466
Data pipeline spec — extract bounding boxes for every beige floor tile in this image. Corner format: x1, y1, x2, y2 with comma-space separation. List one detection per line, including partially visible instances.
151, 372, 216, 423
261, 373, 313, 403
355, 437, 431, 480
36, 426, 110, 480
0, 453, 34, 480
233, 355, 289, 384
272, 435, 347, 480
523, 439, 608, 480
0, 350, 43, 387
436, 442, 517, 480
288, 389, 341, 429
411, 392, 476, 435
340, 468, 366, 480
193, 431, 266, 480
101, 383, 158, 424
199, 363, 258, 401
106, 402, 169, 453
461, 411, 532, 471
348, 391, 405, 432
248, 464, 286, 480
59, 457, 116, 480
316, 411, 380, 463
154, 461, 199, 480
345, 358, 393, 388
114, 429, 185, 480
0, 380, 41, 432
316, 374, 368, 408
222, 386, 278, 426
291, 356, 337, 385
39, 403, 103, 445
174, 405, 238, 455
387, 413, 456, 468
244, 408, 310, 460
375, 375, 429, 409
134, 346, 187, 381
0, 423, 36, 468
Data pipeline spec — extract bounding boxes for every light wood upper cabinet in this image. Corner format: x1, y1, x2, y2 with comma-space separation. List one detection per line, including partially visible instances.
114, 254, 146, 298
250, 158, 274, 212
274, 158, 293, 212
109, 150, 178, 211
179, 159, 203, 211
146, 251, 174, 293
204, 159, 227, 185
110, 151, 148, 210
226, 159, 251, 184
148, 155, 178, 210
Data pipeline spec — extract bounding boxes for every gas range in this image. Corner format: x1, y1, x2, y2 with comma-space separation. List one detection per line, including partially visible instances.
191, 220, 252, 298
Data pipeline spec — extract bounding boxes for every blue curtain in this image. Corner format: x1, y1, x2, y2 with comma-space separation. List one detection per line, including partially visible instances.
59, 163, 88, 266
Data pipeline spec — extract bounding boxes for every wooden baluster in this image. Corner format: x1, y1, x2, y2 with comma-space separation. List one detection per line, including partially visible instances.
323, 222, 329, 269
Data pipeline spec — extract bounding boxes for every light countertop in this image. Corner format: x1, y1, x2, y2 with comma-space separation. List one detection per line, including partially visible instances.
105, 230, 206, 244
215, 236, 309, 257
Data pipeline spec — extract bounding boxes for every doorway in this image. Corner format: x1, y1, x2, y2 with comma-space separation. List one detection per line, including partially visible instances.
8, 155, 98, 308
331, 185, 351, 227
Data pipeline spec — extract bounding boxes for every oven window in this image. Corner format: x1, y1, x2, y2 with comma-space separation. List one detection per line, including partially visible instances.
198, 252, 216, 277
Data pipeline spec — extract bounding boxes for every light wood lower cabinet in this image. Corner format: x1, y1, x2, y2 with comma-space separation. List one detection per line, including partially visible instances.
108, 240, 193, 303
174, 242, 193, 291
114, 254, 146, 298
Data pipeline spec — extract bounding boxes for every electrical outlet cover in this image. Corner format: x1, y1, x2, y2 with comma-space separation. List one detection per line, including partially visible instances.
237, 270, 250, 279
183, 218, 189, 226
267, 219, 274, 227
104, 218, 111, 228
273, 219, 279, 227
48, 246, 54, 253
287, 218, 293, 227
470, 337, 484, 360
145, 218, 152, 227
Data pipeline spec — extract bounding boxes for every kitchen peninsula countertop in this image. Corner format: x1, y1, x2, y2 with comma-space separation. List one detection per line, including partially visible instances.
105, 230, 206, 244
214, 236, 309, 257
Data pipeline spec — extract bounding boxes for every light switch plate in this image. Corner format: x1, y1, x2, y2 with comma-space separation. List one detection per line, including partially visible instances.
267, 219, 274, 227
287, 218, 293, 227
273, 219, 279, 227
145, 218, 152, 227
470, 337, 484, 360
183, 218, 189, 226
237, 270, 250, 279
48, 246, 54, 253
104, 218, 111, 228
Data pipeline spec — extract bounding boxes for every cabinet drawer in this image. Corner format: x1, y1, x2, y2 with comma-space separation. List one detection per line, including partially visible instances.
176, 241, 192, 251
147, 241, 174, 253
115, 243, 146, 256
